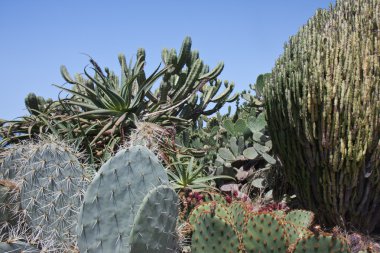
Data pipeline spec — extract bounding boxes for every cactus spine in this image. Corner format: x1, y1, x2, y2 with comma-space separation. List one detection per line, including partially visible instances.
264, 0, 380, 232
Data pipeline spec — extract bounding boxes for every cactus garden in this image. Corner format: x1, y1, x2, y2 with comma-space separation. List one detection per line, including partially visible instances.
1, 0, 380, 252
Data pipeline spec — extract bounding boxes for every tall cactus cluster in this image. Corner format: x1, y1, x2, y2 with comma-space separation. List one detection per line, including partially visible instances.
264, 0, 380, 232
187, 200, 350, 253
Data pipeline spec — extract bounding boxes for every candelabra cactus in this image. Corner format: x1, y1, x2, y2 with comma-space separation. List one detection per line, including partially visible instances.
264, 0, 380, 232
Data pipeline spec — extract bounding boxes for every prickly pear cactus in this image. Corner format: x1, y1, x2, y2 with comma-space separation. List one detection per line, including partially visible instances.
0, 180, 21, 238
188, 201, 231, 225
285, 209, 314, 228
191, 211, 242, 253
0, 144, 31, 180
20, 140, 86, 250
77, 145, 169, 253
243, 212, 288, 252
228, 201, 249, 231
129, 185, 179, 253
291, 233, 350, 253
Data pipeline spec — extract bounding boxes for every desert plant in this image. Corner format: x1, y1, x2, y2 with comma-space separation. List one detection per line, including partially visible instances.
0, 37, 237, 166
167, 154, 233, 191
0, 137, 88, 251
265, 0, 380, 232
77, 145, 179, 253
188, 200, 350, 253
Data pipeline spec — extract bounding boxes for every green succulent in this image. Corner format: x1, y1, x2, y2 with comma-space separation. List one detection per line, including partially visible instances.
167, 154, 233, 191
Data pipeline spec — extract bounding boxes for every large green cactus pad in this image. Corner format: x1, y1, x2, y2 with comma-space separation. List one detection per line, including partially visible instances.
243, 212, 288, 252
191, 211, 241, 253
228, 201, 250, 232
285, 210, 314, 228
129, 185, 179, 253
20, 142, 85, 248
292, 233, 350, 253
77, 145, 169, 253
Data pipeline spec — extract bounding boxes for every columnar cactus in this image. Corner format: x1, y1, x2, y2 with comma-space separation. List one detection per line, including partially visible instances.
264, 0, 380, 232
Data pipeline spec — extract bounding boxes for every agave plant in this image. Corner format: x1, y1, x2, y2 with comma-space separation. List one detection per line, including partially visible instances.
167, 154, 233, 191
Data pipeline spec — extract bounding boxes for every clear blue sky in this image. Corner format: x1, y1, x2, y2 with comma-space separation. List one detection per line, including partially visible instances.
0, 0, 335, 120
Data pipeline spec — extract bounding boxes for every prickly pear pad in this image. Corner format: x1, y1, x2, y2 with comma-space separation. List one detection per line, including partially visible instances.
188, 202, 212, 225
243, 212, 288, 252
20, 142, 85, 248
191, 211, 241, 253
188, 201, 231, 225
284, 210, 314, 228
292, 233, 350, 253
77, 146, 169, 253
228, 201, 250, 231
282, 222, 312, 246
129, 185, 179, 253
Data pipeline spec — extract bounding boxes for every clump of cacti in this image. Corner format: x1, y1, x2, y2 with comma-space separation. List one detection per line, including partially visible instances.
187, 200, 350, 253
265, 0, 380, 232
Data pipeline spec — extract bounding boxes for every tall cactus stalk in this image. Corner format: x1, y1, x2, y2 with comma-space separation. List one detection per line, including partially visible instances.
265, 0, 380, 232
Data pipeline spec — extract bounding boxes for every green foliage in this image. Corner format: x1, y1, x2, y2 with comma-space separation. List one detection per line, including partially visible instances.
264, 0, 380, 232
